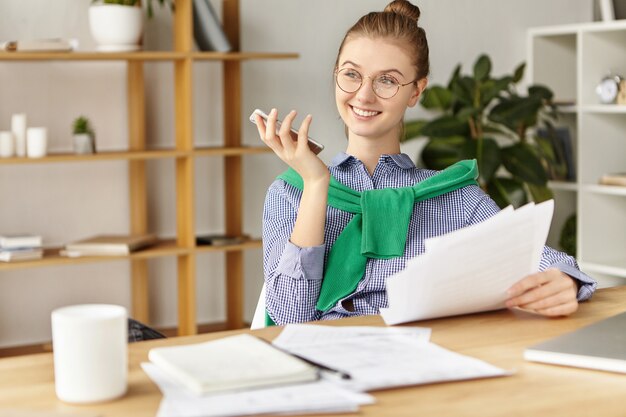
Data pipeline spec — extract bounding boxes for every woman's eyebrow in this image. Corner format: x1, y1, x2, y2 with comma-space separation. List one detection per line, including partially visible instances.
340, 60, 405, 77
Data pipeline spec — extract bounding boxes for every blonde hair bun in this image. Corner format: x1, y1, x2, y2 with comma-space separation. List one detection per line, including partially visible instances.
384, 0, 421, 23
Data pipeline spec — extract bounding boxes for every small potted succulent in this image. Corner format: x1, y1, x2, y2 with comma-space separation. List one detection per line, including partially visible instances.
72, 116, 96, 154
89, 0, 173, 52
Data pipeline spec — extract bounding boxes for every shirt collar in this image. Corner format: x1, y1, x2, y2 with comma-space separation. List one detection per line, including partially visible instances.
330, 152, 416, 170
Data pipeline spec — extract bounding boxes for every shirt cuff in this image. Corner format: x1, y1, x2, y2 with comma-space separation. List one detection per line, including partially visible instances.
275, 241, 326, 281
553, 262, 597, 302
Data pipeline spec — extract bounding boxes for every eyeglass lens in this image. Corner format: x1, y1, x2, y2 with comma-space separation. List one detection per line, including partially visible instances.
335, 68, 400, 99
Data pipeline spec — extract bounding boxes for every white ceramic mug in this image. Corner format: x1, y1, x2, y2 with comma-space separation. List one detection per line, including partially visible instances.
0, 131, 14, 158
26, 127, 47, 158
51, 304, 128, 404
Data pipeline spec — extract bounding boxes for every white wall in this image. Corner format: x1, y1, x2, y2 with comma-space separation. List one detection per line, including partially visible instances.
0, 0, 592, 347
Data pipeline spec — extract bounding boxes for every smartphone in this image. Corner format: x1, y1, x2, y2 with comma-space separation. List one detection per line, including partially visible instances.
249, 108, 324, 154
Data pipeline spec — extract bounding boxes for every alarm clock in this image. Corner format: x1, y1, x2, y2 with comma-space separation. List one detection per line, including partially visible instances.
596, 74, 623, 104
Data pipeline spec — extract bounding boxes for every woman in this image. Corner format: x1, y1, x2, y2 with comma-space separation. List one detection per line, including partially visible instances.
255, 0, 596, 325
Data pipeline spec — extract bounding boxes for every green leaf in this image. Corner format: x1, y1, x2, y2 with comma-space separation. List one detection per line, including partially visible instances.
528, 84, 554, 101
527, 183, 554, 202
513, 63, 526, 83
420, 86, 453, 110
447, 64, 462, 89
487, 177, 528, 208
420, 115, 470, 138
421, 137, 470, 170
488, 96, 543, 133
452, 76, 476, 106
455, 106, 479, 121
402, 119, 429, 142
480, 76, 513, 106
461, 138, 501, 184
559, 214, 576, 257
473, 55, 492, 82
501, 143, 548, 185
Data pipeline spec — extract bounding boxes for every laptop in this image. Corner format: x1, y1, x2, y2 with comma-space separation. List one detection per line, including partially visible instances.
524, 311, 626, 374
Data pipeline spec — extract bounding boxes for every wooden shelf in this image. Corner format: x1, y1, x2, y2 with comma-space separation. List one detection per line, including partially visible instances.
0, 238, 263, 271
191, 51, 298, 61
0, 239, 186, 271
0, 147, 274, 164
0, 0, 282, 340
194, 145, 271, 157
0, 51, 297, 62
195, 238, 262, 253
0, 149, 187, 164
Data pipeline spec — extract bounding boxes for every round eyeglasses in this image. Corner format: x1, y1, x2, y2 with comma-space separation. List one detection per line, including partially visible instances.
335, 68, 416, 99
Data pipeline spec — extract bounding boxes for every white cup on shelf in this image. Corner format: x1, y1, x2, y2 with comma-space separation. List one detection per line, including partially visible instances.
11, 113, 27, 157
0, 131, 14, 158
26, 127, 48, 158
51, 304, 128, 404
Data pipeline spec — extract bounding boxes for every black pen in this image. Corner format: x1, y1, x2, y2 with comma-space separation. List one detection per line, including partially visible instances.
261, 338, 352, 380
286, 349, 352, 380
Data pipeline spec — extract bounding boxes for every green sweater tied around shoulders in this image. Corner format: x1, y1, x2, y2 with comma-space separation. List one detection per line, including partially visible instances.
267, 159, 478, 325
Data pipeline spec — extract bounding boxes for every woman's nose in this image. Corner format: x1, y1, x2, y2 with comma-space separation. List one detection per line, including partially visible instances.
356, 77, 377, 103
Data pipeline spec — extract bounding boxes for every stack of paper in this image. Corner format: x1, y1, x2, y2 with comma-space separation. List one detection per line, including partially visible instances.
273, 324, 509, 392
144, 333, 373, 416
380, 201, 554, 325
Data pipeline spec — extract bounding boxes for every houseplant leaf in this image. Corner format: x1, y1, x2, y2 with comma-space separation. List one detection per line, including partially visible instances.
420, 115, 470, 138
487, 177, 528, 208
488, 96, 542, 133
527, 183, 554, 203
421, 137, 469, 170
420, 86, 453, 110
501, 143, 548, 185
528, 85, 554, 101
461, 137, 501, 184
512, 63, 525, 83
402, 119, 428, 141
451, 76, 476, 106
473, 54, 492, 82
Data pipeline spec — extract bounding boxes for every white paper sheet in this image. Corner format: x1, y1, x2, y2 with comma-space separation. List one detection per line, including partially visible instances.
142, 363, 374, 417
274, 331, 509, 392
273, 324, 431, 349
380, 200, 554, 325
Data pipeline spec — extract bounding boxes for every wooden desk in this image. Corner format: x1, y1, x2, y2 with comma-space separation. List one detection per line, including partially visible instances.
1, 286, 625, 417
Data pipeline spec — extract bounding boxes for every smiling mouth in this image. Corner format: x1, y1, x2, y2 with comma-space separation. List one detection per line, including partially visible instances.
351, 105, 380, 118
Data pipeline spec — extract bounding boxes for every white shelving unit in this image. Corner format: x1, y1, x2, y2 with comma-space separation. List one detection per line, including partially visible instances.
528, 21, 626, 287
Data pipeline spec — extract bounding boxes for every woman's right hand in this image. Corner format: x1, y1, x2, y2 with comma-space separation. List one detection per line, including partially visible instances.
255, 108, 329, 184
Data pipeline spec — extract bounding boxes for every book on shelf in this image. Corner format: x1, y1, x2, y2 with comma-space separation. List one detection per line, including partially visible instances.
599, 173, 626, 187
192, 0, 232, 52
0, 38, 76, 52
0, 248, 44, 262
63, 234, 158, 256
537, 127, 575, 181
196, 233, 250, 246
0, 234, 42, 250
148, 333, 318, 395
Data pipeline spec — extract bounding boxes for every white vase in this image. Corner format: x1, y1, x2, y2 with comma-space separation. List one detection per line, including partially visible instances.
89, 4, 143, 52
73, 133, 96, 154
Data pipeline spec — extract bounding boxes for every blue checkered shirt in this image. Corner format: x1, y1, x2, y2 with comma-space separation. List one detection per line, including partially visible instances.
262, 152, 597, 325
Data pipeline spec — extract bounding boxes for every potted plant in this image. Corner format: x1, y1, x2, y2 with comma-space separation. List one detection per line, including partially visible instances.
89, 0, 173, 52
72, 116, 96, 154
403, 54, 561, 208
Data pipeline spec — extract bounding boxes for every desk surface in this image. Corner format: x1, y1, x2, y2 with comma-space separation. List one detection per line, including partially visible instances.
1, 286, 626, 417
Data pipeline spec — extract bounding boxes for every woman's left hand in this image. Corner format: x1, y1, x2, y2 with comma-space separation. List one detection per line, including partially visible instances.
505, 268, 579, 317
